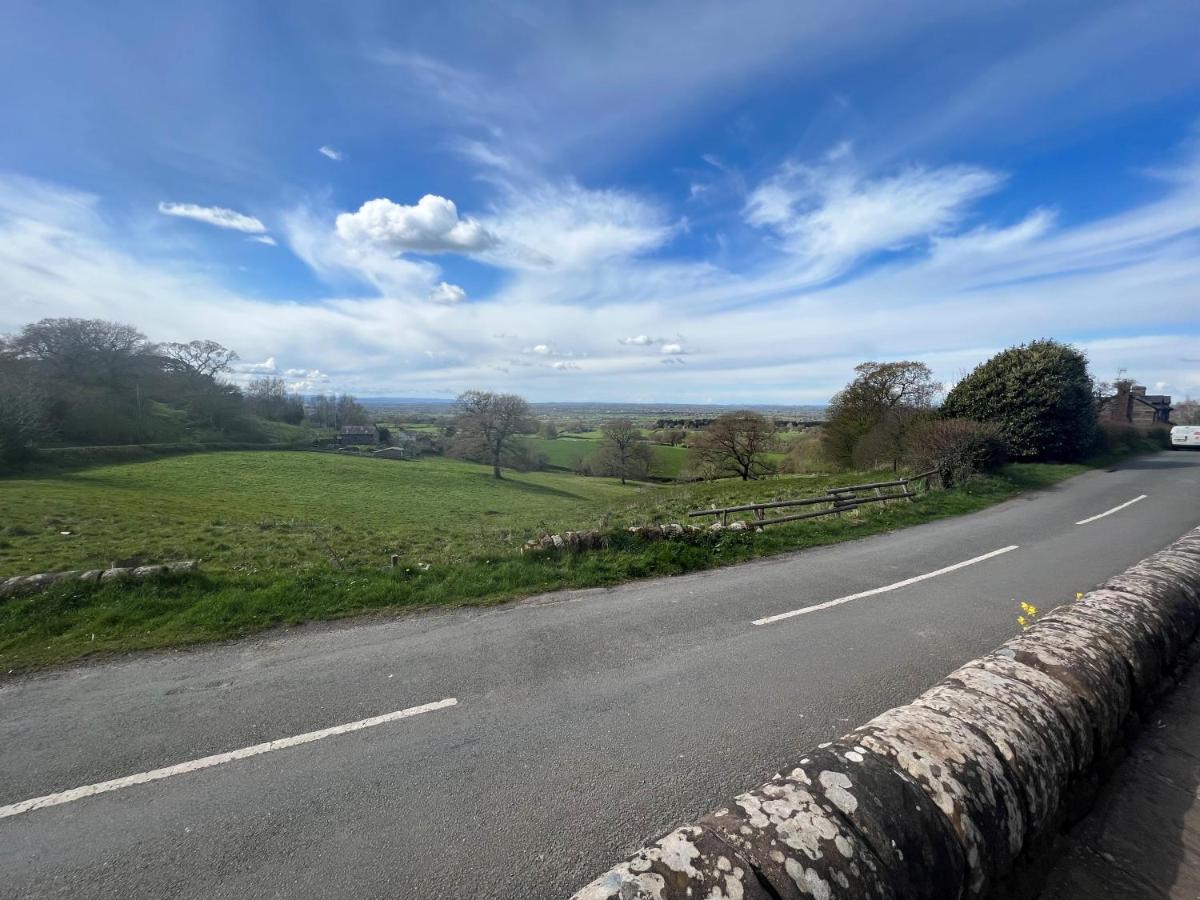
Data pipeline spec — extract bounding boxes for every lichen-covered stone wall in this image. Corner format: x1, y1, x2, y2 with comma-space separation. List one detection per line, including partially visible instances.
571, 527, 1200, 899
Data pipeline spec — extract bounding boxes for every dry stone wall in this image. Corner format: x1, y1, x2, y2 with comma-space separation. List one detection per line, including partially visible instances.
0, 560, 200, 599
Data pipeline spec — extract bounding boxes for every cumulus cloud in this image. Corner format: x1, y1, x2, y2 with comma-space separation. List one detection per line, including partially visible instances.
429, 281, 466, 304
620, 334, 659, 345
551, 360, 580, 371
335, 194, 497, 254
660, 342, 685, 355
282, 204, 443, 298
237, 356, 278, 374
284, 367, 329, 380
158, 202, 267, 234
318, 146, 345, 161
745, 149, 1003, 282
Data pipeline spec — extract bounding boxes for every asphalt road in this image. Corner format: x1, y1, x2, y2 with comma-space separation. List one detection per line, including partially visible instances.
3, 452, 1199, 899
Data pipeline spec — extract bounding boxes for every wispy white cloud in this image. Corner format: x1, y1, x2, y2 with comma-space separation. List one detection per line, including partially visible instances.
3, 138, 1200, 402
318, 145, 345, 161
745, 148, 1003, 283
428, 281, 466, 304
250, 234, 278, 246
158, 202, 267, 234
480, 179, 674, 270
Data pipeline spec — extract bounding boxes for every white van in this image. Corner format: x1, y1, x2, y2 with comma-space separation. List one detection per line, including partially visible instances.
1171, 425, 1200, 449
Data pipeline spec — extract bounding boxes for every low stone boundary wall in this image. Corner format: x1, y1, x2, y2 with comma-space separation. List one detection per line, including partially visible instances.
522, 521, 758, 553
571, 527, 1200, 899
0, 560, 201, 599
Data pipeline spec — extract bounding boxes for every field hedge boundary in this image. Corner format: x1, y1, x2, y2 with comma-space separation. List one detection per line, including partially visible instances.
571, 526, 1200, 899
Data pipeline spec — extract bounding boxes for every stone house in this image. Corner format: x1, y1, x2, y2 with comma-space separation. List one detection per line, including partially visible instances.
335, 424, 381, 447
1098, 383, 1172, 426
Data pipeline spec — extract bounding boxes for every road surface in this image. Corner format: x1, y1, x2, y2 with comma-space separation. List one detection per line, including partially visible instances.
2, 452, 1199, 899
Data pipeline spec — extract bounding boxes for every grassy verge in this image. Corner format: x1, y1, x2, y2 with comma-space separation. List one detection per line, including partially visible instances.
0, 456, 1090, 672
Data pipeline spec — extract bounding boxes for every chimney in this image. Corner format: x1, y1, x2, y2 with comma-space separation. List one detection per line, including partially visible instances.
1131, 384, 1147, 396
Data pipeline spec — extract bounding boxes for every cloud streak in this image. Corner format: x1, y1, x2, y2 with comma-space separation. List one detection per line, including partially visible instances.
158, 202, 267, 234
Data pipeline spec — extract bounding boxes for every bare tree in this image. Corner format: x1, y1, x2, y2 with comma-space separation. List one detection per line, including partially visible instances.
823, 361, 939, 471
593, 418, 654, 484
452, 390, 535, 478
245, 376, 304, 424
160, 340, 238, 378
1174, 398, 1200, 425
693, 411, 777, 480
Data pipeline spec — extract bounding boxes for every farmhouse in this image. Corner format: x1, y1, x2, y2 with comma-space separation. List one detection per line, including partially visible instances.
1098, 382, 1173, 425
335, 424, 381, 447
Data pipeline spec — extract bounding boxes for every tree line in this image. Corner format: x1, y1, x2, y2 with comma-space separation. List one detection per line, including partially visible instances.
451, 339, 1165, 486
0, 317, 369, 464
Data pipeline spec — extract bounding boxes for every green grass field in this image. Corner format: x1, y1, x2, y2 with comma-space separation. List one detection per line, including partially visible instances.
0, 452, 640, 576
523, 435, 691, 479
0, 450, 1091, 671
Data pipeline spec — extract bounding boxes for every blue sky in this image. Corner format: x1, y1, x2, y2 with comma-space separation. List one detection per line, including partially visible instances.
1, 0, 1199, 402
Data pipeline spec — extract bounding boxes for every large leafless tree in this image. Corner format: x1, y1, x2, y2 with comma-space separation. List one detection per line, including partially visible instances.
160, 340, 239, 379
693, 410, 777, 480
593, 418, 654, 484
452, 390, 535, 478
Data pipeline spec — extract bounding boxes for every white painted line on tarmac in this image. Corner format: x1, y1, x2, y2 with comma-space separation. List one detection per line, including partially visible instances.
1075, 494, 1147, 526
0, 697, 458, 820
752, 545, 1020, 626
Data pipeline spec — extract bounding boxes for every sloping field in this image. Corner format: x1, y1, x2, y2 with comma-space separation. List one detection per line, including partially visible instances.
0, 451, 640, 576
0, 449, 1087, 669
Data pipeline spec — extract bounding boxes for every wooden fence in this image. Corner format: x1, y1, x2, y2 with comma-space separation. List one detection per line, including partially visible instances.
687, 470, 938, 528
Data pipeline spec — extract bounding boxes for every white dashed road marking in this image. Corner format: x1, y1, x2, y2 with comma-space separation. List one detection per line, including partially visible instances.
0, 697, 458, 820
752, 545, 1020, 626
1075, 494, 1147, 525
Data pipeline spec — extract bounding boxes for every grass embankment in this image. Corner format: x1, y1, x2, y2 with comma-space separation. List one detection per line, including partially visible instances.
0, 451, 1088, 671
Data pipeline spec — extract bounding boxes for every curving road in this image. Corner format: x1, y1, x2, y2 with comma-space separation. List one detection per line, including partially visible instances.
2, 452, 1199, 899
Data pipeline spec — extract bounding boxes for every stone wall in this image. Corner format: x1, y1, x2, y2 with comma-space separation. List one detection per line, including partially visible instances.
571, 527, 1200, 899
0, 560, 201, 599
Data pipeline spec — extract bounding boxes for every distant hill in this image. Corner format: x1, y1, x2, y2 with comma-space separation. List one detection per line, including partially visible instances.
359, 397, 826, 421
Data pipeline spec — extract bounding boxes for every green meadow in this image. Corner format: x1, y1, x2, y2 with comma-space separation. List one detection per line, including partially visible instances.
0, 450, 1089, 670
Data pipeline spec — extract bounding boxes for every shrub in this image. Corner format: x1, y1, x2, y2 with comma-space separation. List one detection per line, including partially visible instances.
1094, 422, 1170, 454
906, 419, 1008, 487
941, 340, 1096, 460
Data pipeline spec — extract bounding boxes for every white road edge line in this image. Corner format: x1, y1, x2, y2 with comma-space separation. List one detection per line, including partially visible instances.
1075, 494, 1147, 526
752, 545, 1020, 626
0, 697, 458, 820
